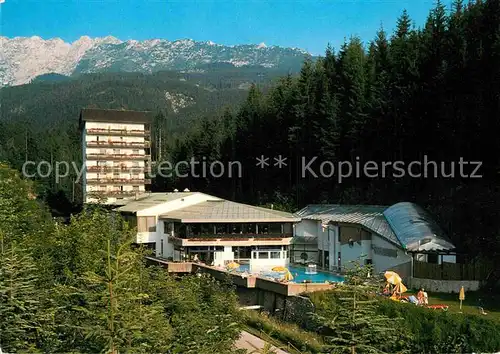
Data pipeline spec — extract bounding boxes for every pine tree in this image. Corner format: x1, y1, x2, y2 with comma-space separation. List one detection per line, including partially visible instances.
311, 259, 411, 354
0, 242, 44, 351
55, 239, 172, 353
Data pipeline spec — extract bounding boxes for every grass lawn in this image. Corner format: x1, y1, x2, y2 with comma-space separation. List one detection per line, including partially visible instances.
404, 290, 500, 321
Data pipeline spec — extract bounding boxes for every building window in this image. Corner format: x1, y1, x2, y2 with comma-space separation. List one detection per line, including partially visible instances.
258, 252, 269, 259
133, 185, 139, 191
138, 216, 156, 232
269, 223, 282, 234
160, 239, 164, 256
164, 222, 173, 234
427, 254, 438, 264
113, 149, 120, 154
270, 251, 281, 259
257, 224, 269, 234
133, 149, 139, 155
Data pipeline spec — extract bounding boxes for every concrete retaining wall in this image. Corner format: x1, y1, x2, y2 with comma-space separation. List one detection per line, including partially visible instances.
410, 277, 482, 293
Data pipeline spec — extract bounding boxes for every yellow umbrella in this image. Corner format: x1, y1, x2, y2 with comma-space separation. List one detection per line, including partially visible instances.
226, 261, 240, 270
384, 271, 402, 285
393, 282, 407, 294
282, 271, 294, 282
272, 266, 288, 272
459, 286, 465, 311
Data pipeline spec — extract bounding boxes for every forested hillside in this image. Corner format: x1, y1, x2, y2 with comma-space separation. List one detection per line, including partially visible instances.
0, 164, 242, 353
168, 0, 500, 270
1, 0, 498, 277
0, 65, 286, 204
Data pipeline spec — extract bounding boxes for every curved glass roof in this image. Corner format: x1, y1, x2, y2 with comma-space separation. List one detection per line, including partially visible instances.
383, 202, 455, 252
298, 202, 455, 252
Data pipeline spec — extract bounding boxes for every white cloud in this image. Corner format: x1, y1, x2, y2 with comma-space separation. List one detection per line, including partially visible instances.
0, 0, 5, 4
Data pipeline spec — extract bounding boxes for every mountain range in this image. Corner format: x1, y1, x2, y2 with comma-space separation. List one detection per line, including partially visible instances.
0, 36, 312, 86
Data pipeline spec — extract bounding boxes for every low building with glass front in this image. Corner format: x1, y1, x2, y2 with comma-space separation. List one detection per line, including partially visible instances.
115, 191, 300, 272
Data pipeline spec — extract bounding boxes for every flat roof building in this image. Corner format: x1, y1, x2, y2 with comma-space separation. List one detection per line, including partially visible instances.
114, 192, 300, 272
79, 108, 152, 205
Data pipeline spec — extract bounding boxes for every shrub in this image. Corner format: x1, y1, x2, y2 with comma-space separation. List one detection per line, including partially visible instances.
378, 299, 500, 353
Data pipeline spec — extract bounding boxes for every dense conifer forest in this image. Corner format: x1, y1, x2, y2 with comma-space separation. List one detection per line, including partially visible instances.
0, 0, 499, 280
167, 0, 500, 279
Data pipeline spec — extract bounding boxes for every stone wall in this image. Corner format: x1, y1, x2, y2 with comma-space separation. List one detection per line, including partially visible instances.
282, 295, 315, 328
409, 277, 482, 293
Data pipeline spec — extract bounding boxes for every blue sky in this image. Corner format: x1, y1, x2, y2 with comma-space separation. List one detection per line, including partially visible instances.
1, 0, 451, 55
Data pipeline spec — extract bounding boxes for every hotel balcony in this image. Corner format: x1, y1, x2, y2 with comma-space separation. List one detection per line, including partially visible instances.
87, 178, 152, 185
87, 190, 140, 198
86, 141, 150, 148
168, 235, 293, 247
86, 153, 151, 161
86, 128, 151, 137
86, 165, 151, 173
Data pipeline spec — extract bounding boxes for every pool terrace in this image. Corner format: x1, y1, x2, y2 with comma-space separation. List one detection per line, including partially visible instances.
145, 257, 343, 296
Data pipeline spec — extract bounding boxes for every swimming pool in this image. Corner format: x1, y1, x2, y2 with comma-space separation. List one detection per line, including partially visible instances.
237, 264, 344, 283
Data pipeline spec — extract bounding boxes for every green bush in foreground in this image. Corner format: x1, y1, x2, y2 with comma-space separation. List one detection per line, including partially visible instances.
378, 299, 500, 353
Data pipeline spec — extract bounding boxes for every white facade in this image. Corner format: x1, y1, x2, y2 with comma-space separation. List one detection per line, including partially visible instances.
81, 120, 151, 205
121, 192, 294, 270
136, 192, 221, 246
294, 217, 457, 277
294, 219, 412, 274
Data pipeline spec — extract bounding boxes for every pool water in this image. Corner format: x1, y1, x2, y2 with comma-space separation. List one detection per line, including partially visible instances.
237, 264, 344, 283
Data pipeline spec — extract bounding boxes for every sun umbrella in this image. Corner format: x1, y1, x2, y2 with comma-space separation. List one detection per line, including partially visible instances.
272, 266, 288, 272
282, 271, 294, 282
384, 271, 402, 285
393, 282, 407, 294
459, 286, 465, 311
226, 261, 240, 270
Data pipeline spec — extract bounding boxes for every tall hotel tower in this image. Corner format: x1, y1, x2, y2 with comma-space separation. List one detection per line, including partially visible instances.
79, 108, 152, 205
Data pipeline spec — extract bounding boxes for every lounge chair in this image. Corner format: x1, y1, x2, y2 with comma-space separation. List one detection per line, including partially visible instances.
426, 304, 449, 311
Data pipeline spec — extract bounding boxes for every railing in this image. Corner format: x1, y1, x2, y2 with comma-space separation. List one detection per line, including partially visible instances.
178, 233, 293, 239
86, 154, 151, 161
87, 178, 151, 185
86, 165, 150, 172
87, 190, 140, 197
86, 128, 150, 137
169, 236, 292, 245
86, 141, 150, 148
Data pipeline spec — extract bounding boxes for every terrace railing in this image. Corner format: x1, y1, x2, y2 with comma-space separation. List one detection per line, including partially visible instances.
179, 233, 293, 239
87, 190, 140, 197
86, 153, 151, 161
86, 178, 152, 185
86, 141, 150, 148
86, 165, 151, 173
86, 128, 150, 137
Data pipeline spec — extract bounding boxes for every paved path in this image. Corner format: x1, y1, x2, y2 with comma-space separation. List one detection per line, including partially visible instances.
235, 330, 290, 354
